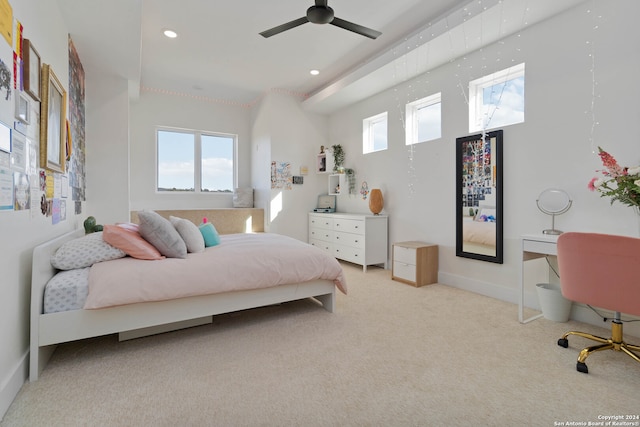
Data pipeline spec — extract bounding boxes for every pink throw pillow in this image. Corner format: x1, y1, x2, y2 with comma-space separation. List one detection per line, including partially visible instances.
103, 224, 165, 260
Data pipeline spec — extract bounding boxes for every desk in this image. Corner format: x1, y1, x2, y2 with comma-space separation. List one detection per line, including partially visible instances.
519, 234, 559, 323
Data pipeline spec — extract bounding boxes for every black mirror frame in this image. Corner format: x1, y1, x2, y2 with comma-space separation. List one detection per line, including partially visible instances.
456, 130, 504, 264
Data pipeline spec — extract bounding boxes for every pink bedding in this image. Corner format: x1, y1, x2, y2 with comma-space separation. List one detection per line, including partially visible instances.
463, 220, 496, 246
85, 233, 347, 309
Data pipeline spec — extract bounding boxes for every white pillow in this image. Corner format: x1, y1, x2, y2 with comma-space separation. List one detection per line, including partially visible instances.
138, 210, 187, 258
170, 216, 205, 253
51, 232, 126, 270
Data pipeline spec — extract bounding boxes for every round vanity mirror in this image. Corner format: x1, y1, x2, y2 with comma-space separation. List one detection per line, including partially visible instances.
536, 188, 572, 235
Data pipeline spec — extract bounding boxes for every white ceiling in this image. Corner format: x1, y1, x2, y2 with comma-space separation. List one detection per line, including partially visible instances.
55, 0, 585, 114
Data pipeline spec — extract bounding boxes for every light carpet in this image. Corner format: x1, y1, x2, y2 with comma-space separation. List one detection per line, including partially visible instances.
2, 263, 639, 426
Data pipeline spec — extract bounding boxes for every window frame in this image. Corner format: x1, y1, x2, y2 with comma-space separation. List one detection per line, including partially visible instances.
468, 62, 525, 133
405, 92, 442, 145
156, 127, 237, 194
363, 112, 388, 154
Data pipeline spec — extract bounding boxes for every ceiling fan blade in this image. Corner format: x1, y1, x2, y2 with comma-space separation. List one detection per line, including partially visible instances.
260, 17, 309, 38
331, 17, 381, 40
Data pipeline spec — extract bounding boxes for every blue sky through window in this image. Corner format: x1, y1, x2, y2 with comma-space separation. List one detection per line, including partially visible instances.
158, 130, 234, 192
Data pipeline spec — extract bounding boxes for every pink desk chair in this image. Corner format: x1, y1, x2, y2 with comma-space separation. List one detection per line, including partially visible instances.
556, 232, 640, 373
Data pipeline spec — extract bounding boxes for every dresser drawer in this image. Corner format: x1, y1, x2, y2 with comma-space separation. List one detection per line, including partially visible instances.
333, 219, 364, 235
393, 245, 416, 265
309, 238, 332, 252
333, 232, 365, 249
333, 244, 364, 264
309, 227, 333, 242
309, 216, 333, 230
393, 261, 417, 283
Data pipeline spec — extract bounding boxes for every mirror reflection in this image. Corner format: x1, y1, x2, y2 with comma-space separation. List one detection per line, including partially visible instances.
456, 130, 503, 263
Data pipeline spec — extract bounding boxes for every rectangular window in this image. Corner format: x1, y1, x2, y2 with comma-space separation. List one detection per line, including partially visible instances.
406, 93, 441, 145
157, 128, 235, 193
363, 112, 388, 154
469, 62, 525, 132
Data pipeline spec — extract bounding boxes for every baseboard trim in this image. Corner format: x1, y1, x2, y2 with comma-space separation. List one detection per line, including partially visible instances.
438, 271, 640, 339
0, 351, 28, 421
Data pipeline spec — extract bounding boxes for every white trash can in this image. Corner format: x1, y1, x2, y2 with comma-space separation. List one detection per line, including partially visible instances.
536, 283, 572, 322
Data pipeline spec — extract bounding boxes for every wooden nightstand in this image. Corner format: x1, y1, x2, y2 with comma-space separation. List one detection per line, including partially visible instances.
392, 241, 438, 287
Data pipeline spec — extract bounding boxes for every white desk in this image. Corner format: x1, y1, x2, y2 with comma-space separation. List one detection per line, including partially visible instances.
519, 234, 559, 323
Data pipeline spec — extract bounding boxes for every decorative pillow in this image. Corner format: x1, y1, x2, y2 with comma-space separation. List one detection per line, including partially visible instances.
51, 232, 126, 270
169, 216, 205, 253
137, 210, 187, 258
103, 224, 165, 260
475, 207, 497, 222
233, 188, 253, 208
199, 221, 221, 247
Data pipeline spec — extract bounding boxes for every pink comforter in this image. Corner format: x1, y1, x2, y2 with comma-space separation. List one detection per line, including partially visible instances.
85, 233, 347, 309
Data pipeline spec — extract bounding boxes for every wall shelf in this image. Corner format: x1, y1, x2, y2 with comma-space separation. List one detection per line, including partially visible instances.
328, 174, 345, 195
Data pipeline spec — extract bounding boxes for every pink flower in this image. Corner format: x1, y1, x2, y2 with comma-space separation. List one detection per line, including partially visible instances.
588, 177, 599, 191
598, 147, 624, 177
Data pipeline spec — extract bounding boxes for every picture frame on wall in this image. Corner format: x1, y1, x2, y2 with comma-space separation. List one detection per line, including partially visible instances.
40, 64, 67, 173
15, 92, 30, 124
22, 39, 41, 101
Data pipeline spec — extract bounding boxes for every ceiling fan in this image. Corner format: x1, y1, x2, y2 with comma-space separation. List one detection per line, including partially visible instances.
260, 0, 382, 40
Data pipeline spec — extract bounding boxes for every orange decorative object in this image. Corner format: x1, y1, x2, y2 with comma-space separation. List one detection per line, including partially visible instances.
369, 189, 384, 215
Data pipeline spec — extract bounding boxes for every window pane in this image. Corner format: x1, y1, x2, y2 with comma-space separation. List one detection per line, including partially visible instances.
481, 76, 524, 129
157, 130, 194, 191
372, 119, 387, 151
201, 134, 234, 192
417, 102, 441, 142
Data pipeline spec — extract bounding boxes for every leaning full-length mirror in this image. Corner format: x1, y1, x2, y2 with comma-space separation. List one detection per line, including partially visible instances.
456, 130, 503, 263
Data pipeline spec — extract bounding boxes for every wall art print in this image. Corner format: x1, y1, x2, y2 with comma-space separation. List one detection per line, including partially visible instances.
271, 161, 292, 190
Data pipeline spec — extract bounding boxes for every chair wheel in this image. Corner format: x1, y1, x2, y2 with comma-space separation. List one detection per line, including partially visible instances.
557, 338, 568, 348
577, 362, 588, 374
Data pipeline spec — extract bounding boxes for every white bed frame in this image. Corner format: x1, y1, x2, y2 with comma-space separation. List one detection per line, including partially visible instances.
30, 229, 336, 381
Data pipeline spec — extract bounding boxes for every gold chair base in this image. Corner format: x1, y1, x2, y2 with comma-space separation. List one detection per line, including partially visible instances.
558, 320, 640, 373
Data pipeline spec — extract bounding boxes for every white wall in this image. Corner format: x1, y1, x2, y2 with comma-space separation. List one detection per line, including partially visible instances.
128, 91, 252, 214
83, 74, 130, 224
251, 92, 329, 240
327, 1, 640, 308
0, 0, 81, 417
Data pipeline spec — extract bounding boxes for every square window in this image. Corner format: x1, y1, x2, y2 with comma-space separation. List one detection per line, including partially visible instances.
406, 93, 441, 145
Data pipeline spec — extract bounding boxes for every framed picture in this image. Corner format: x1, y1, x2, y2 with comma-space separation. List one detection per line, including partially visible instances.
455, 130, 503, 264
15, 91, 30, 124
22, 39, 41, 101
40, 64, 67, 173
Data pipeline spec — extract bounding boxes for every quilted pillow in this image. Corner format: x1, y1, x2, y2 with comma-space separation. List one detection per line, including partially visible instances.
169, 216, 205, 253
103, 224, 165, 260
137, 210, 187, 258
51, 232, 126, 270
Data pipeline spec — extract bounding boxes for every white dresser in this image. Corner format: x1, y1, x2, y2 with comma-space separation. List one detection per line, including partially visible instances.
308, 212, 388, 272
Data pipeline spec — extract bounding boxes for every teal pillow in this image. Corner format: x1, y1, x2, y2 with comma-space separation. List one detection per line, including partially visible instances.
199, 222, 220, 247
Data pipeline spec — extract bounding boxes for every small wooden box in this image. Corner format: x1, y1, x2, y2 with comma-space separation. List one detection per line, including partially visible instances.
392, 241, 438, 287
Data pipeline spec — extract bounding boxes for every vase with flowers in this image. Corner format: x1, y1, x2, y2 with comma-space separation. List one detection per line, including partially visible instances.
588, 147, 640, 232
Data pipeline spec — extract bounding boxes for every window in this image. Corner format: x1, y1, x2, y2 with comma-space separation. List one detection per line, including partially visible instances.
157, 128, 235, 193
469, 62, 525, 132
406, 93, 441, 145
363, 112, 388, 154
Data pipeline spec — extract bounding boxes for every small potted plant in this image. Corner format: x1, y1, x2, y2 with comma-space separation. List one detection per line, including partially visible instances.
331, 144, 345, 173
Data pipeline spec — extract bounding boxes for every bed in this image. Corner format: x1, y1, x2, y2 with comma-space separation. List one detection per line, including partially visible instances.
30, 227, 346, 382
462, 205, 497, 256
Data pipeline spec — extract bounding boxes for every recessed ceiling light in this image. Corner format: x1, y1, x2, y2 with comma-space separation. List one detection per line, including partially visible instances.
310, 69, 320, 76
163, 29, 178, 38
